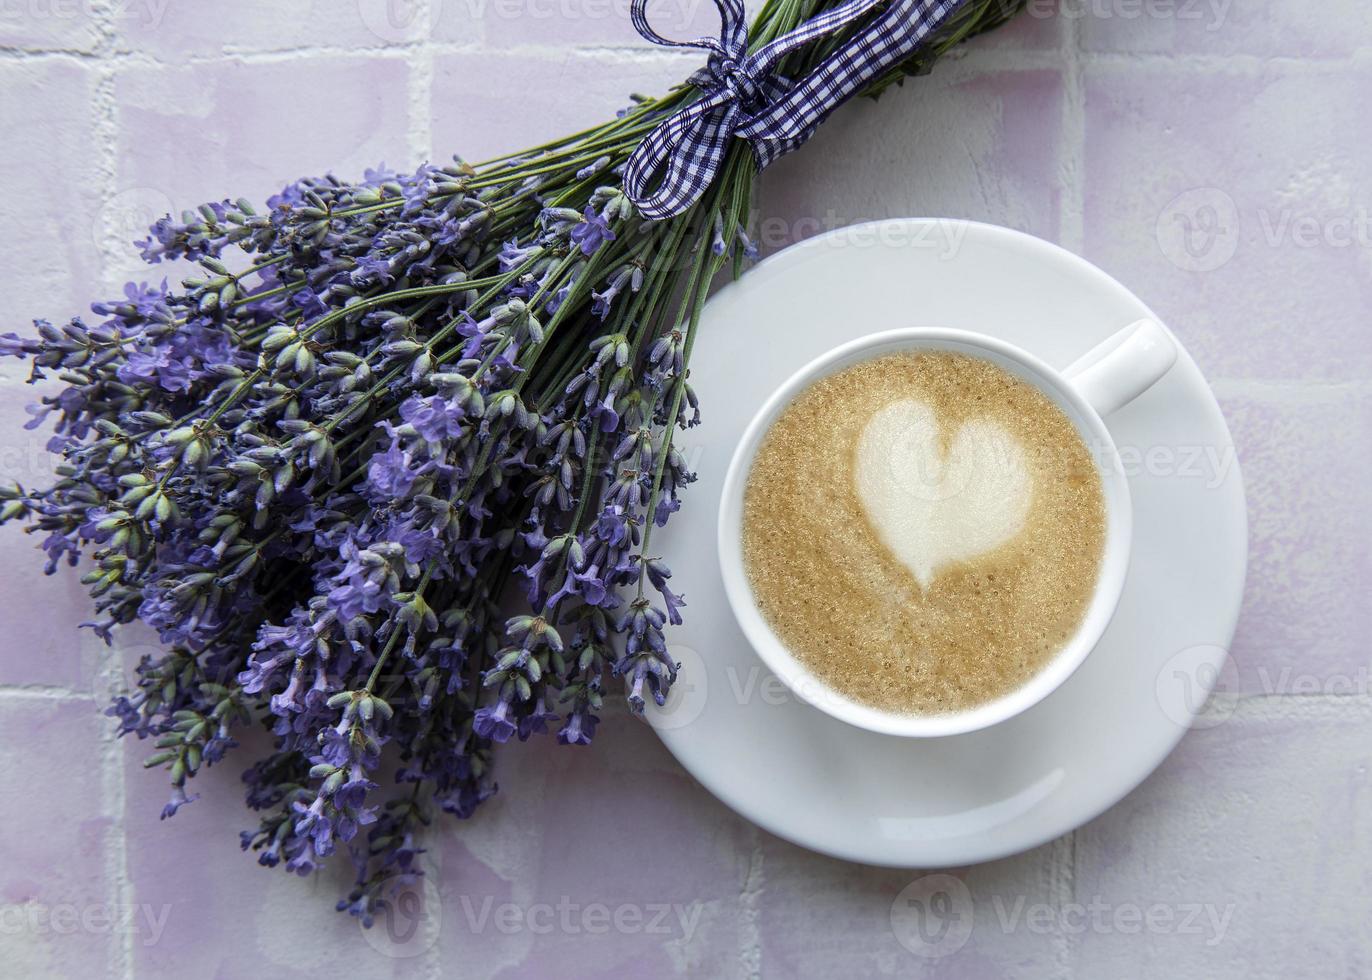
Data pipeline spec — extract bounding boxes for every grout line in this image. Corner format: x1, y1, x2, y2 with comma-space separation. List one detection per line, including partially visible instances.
931, 44, 1062, 76
0, 684, 89, 700
2, 36, 1370, 70
1076, 49, 1372, 72
84, 3, 139, 978
89, 0, 123, 299
0, 43, 103, 59
409, 0, 437, 169
1045, 19, 1082, 980
1057, 0, 1086, 254
1213, 691, 1372, 713
1048, 832, 1076, 980
99, 649, 136, 980
415, 15, 444, 978
736, 828, 765, 980
1209, 377, 1372, 400
0, 39, 704, 67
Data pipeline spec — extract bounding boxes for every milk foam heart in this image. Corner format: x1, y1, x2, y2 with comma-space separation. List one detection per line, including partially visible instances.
854, 399, 1032, 588
742, 350, 1106, 717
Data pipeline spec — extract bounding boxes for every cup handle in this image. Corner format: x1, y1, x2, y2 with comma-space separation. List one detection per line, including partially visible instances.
1063, 319, 1178, 417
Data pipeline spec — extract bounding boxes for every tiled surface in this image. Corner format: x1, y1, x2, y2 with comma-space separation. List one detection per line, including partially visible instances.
0, 699, 117, 978
757, 64, 1068, 246
113, 55, 413, 216
1071, 698, 1372, 979
0, 3, 1366, 977
1218, 385, 1372, 694
429, 50, 698, 161
1081, 61, 1372, 382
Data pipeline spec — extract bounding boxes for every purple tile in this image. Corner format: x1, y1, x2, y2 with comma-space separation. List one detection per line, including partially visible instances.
0, 525, 95, 690
121, 726, 421, 978
432, 710, 753, 978
0, 698, 114, 976
756, 834, 1063, 979
1083, 64, 1372, 381
0, 0, 99, 49
1220, 386, 1372, 694
0, 58, 108, 693
430, 0, 484, 45
118, 0, 431, 59
113, 55, 413, 215
1081, 0, 1372, 57
0, 60, 103, 332
121, 707, 750, 978
757, 68, 1067, 253
973, 0, 1064, 50
430, 50, 698, 161
1073, 702, 1372, 977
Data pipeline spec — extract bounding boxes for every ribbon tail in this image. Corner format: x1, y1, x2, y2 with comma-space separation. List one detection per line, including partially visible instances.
630, 0, 733, 55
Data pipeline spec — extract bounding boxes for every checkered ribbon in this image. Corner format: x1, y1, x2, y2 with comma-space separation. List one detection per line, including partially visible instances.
623, 0, 967, 219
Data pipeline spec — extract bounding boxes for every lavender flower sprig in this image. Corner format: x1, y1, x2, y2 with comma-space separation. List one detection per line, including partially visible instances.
0, 0, 1024, 919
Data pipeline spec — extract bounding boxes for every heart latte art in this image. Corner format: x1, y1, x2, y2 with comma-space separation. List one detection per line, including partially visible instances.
741, 350, 1107, 717
855, 399, 1032, 589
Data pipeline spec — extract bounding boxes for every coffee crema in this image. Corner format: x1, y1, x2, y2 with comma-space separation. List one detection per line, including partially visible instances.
740, 350, 1107, 716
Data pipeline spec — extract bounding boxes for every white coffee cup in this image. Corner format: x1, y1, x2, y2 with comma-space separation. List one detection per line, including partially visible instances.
717, 320, 1178, 738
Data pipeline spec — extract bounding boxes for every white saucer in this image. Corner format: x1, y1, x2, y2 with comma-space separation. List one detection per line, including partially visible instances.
645, 219, 1247, 867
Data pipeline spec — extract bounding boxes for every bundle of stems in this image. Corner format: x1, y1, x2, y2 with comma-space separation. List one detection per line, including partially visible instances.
0, 0, 1024, 918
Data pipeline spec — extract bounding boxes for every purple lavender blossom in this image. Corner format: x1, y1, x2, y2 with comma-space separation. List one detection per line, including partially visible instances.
0, 84, 758, 922
570, 206, 616, 256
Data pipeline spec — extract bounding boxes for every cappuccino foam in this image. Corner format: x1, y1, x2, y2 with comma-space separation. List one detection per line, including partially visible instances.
741, 351, 1107, 717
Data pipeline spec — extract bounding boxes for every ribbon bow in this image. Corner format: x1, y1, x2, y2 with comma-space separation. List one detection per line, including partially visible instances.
623, 0, 967, 220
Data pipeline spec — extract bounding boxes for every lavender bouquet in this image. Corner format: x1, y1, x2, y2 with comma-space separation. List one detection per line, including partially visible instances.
0, 0, 1024, 919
